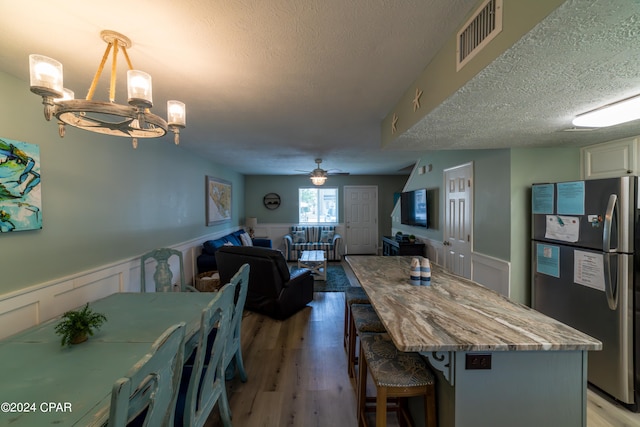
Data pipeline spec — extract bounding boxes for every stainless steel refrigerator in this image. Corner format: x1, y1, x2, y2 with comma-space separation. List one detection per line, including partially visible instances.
532, 176, 639, 410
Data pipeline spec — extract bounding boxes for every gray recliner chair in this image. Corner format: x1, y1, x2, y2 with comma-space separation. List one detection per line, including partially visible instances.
215, 246, 314, 320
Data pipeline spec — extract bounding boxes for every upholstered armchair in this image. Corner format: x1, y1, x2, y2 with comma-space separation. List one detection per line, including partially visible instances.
283, 225, 342, 261
215, 246, 314, 320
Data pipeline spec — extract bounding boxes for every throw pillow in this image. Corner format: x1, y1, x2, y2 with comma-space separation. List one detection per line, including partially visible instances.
320, 230, 334, 243
292, 230, 306, 243
239, 233, 253, 246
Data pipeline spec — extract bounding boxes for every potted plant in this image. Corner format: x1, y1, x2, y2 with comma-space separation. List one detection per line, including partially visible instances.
54, 303, 107, 346
409, 234, 416, 243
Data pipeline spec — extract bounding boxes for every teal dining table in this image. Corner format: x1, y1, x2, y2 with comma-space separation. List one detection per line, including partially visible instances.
0, 292, 217, 426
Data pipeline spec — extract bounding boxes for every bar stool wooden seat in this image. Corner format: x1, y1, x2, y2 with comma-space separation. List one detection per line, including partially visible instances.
344, 287, 370, 350
357, 333, 437, 427
348, 303, 386, 379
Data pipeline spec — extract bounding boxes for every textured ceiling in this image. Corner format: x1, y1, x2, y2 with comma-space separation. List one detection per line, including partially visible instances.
0, 0, 638, 175
393, 0, 640, 151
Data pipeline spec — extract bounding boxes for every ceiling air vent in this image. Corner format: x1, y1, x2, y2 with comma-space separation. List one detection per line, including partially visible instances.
456, 0, 503, 71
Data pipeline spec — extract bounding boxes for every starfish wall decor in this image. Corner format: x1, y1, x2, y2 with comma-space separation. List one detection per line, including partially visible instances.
413, 87, 423, 112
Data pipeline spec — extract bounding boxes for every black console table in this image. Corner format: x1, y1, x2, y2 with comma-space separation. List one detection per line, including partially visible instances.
382, 236, 425, 256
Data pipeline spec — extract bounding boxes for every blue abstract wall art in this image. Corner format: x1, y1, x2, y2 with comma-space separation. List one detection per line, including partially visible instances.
0, 137, 41, 232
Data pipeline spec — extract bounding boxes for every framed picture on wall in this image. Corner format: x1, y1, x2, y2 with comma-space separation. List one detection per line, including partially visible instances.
206, 176, 232, 225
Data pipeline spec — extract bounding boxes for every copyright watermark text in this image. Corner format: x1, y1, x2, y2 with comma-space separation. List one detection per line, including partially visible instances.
1, 402, 72, 413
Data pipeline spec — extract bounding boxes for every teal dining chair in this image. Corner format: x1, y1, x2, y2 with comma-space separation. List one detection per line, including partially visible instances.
223, 263, 250, 382
140, 248, 198, 292
107, 322, 186, 427
175, 276, 236, 427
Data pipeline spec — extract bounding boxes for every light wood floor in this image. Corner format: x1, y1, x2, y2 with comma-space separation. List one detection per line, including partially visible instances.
206, 262, 640, 427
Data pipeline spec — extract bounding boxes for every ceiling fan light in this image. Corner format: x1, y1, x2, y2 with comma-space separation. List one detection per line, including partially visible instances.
127, 70, 153, 109
29, 54, 63, 98
310, 175, 327, 185
572, 95, 640, 128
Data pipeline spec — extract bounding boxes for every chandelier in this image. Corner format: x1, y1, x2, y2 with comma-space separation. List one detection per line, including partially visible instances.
309, 159, 328, 186
29, 30, 186, 149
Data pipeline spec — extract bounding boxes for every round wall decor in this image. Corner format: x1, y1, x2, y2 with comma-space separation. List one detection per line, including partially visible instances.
263, 193, 281, 210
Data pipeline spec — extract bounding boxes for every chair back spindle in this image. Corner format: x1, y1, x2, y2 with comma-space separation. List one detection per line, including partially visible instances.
108, 322, 186, 427
141, 248, 197, 292
178, 277, 237, 427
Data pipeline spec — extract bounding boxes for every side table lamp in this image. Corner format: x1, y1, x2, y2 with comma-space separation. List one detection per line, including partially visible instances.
246, 217, 258, 238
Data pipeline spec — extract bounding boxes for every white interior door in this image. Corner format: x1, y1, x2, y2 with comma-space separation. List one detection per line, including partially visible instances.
444, 163, 473, 278
344, 186, 378, 254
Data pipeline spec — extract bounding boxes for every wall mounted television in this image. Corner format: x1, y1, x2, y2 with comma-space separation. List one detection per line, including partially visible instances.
400, 188, 428, 227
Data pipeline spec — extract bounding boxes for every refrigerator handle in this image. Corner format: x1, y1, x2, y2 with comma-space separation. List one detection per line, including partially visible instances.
603, 253, 618, 310
602, 194, 617, 252
603, 194, 618, 310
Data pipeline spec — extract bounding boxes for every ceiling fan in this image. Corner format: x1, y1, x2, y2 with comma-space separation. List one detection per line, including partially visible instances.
296, 159, 349, 185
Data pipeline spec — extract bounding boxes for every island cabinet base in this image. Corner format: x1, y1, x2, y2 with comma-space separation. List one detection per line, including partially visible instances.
407, 350, 588, 427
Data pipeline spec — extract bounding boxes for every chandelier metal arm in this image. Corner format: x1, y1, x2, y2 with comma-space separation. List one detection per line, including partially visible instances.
54, 100, 167, 137
42, 96, 56, 121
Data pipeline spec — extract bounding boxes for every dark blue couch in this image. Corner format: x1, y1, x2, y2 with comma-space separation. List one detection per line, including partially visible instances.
196, 229, 272, 274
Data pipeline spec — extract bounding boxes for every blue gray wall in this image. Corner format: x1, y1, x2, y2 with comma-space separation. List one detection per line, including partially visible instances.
1, 63, 584, 305
244, 174, 408, 243
395, 148, 581, 304
509, 147, 581, 303
0, 70, 244, 294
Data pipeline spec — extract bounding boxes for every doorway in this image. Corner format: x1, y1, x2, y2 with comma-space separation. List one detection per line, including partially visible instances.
344, 186, 378, 254
443, 163, 473, 278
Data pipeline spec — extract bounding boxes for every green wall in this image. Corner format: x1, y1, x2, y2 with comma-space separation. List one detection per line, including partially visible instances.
396, 149, 512, 260
395, 147, 581, 304
0, 70, 244, 294
244, 174, 408, 242
509, 147, 580, 304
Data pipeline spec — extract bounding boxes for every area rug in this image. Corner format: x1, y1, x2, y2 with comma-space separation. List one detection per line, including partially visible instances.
290, 263, 351, 292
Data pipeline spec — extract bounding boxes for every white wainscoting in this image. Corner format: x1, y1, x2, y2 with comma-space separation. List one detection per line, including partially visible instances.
0, 227, 241, 340
253, 223, 346, 255
471, 252, 511, 298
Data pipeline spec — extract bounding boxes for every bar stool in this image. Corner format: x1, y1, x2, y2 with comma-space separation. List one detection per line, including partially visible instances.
357, 333, 437, 427
348, 303, 386, 379
344, 287, 370, 350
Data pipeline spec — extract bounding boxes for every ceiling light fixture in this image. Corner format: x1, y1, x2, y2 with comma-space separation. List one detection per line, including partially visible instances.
572, 94, 640, 128
29, 30, 186, 149
310, 159, 328, 186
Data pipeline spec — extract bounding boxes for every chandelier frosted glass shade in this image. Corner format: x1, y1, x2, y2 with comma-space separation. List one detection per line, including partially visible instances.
167, 101, 186, 127
29, 30, 186, 148
127, 70, 153, 109
29, 54, 63, 98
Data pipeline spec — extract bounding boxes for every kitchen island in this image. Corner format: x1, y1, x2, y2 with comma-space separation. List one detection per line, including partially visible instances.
345, 255, 602, 427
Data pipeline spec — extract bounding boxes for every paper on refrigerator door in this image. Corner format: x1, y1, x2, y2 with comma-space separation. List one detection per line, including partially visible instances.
574, 250, 605, 291
545, 215, 580, 242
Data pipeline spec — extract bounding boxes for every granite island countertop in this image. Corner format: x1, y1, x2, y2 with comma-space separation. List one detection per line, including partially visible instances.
345, 256, 602, 353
